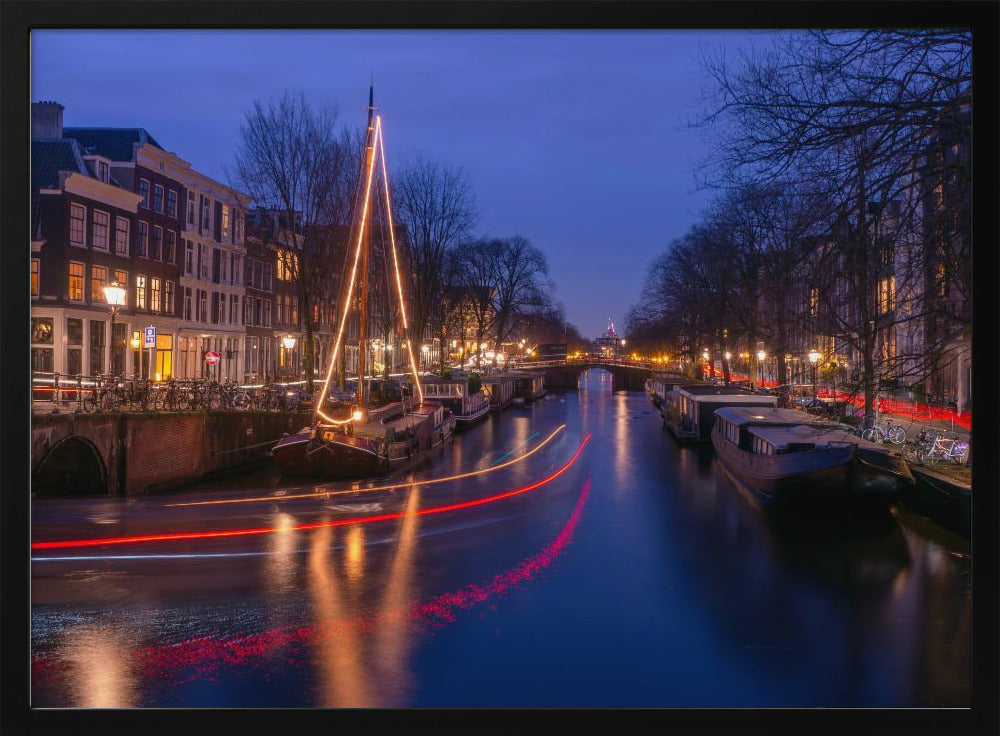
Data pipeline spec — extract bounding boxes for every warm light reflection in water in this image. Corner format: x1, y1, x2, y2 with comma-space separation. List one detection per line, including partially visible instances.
264, 512, 297, 596
308, 523, 371, 707
61, 624, 137, 708
344, 524, 365, 583
32, 480, 590, 706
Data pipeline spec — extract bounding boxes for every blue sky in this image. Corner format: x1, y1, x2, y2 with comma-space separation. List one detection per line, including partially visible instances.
32, 29, 771, 339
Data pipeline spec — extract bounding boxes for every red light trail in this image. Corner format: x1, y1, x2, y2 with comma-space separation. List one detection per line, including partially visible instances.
31, 478, 592, 692
31, 433, 591, 551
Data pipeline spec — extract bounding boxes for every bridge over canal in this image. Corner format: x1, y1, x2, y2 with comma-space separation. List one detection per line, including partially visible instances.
522, 359, 684, 392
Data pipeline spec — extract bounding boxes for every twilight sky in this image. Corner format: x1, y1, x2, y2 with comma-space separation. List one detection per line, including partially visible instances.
31, 29, 772, 339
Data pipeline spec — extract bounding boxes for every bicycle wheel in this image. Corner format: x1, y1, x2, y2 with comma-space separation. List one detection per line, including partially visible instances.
82, 389, 100, 413
861, 428, 881, 443
918, 449, 940, 466
232, 392, 251, 411
886, 426, 906, 444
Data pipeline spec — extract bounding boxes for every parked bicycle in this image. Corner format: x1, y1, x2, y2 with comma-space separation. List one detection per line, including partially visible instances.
913, 433, 969, 465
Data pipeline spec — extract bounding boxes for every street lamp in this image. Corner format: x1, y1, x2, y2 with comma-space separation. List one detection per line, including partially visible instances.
102, 281, 127, 375
808, 349, 821, 401
282, 335, 296, 379
757, 350, 766, 389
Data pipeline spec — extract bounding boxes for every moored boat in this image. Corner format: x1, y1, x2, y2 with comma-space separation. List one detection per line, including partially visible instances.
663, 384, 777, 442
421, 374, 490, 429
712, 406, 914, 514
271, 84, 454, 480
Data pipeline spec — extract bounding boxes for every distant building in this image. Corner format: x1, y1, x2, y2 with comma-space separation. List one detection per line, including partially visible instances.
594, 318, 624, 358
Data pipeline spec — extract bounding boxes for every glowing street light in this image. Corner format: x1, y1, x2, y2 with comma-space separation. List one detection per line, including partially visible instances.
808, 349, 821, 400
102, 281, 127, 375
282, 335, 296, 350
757, 350, 766, 388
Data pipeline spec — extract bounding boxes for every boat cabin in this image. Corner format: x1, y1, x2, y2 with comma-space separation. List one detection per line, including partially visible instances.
481, 373, 516, 410
511, 371, 546, 402
714, 406, 857, 456
670, 385, 777, 441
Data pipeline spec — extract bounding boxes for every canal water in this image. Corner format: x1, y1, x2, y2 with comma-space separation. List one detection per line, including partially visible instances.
30, 369, 971, 708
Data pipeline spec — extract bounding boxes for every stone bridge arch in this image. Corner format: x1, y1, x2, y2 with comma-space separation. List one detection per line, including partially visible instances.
33, 435, 109, 497
538, 362, 683, 392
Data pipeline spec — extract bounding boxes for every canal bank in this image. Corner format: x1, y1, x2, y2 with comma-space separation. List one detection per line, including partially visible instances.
31, 409, 312, 497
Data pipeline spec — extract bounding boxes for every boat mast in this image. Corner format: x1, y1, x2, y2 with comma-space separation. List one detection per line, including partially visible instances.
356, 83, 376, 419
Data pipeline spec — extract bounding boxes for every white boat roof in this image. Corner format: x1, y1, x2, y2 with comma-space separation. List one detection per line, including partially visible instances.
715, 406, 839, 426
747, 424, 862, 450
677, 386, 778, 404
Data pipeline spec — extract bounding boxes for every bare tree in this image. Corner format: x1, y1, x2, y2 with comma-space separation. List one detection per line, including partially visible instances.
392, 156, 478, 355
453, 238, 500, 369
490, 236, 552, 362
233, 91, 353, 392
696, 29, 971, 416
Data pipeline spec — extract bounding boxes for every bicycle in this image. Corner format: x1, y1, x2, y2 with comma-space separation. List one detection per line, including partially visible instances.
915, 433, 969, 466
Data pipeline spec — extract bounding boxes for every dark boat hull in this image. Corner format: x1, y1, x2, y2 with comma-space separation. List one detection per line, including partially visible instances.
903, 465, 971, 537
712, 424, 906, 513
272, 414, 456, 480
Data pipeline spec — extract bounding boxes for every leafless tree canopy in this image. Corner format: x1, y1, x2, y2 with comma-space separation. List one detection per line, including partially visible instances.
629, 30, 971, 414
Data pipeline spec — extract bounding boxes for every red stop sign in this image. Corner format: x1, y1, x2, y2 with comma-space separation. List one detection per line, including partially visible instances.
205, 351, 221, 365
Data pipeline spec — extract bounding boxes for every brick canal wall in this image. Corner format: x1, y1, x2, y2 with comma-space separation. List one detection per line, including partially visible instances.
31, 411, 312, 497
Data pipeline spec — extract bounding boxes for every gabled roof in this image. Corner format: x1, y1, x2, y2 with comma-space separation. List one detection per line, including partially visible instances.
62, 127, 164, 162
31, 139, 89, 190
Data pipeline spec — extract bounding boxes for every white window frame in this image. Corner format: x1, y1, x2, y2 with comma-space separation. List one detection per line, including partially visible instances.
69, 203, 86, 246
68, 261, 85, 301
153, 184, 164, 213
92, 209, 110, 251
139, 178, 150, 208
115, 216, 130, 255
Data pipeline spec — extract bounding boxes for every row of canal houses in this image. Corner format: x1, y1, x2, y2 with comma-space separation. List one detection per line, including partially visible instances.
30, 101, 338, 385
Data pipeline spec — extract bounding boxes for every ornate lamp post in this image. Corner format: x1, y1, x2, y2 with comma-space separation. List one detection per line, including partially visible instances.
757, 350, 767, 389
282, 334, 296, 379
102, 281, 127, 375
808, 349, 821, 401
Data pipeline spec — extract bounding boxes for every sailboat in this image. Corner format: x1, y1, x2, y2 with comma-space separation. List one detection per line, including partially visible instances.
272, 86, 455, 479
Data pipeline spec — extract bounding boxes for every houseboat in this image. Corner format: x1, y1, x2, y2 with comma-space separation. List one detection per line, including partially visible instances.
511, 370, 547, 404
662, 384, 776, 442
481, 373, 516, 411
421, 373, 490, 429
712, 406, 914, 513
645, 374, 687, 409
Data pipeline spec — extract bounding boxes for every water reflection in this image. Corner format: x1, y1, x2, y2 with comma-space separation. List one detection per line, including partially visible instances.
60, 623, 138, 708
308, 522, 371, 707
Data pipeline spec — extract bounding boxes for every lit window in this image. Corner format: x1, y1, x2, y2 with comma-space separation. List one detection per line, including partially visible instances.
91, 265, 108, 302
68, 261, 84, 301
114, 269, 128, 297
222, 205, 230, 239
31, 259, 39, 297
135, 275, 147, 310
150, 277, 161, 312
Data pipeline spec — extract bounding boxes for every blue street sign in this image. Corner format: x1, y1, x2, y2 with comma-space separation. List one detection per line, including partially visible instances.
144, 326, 156, 349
